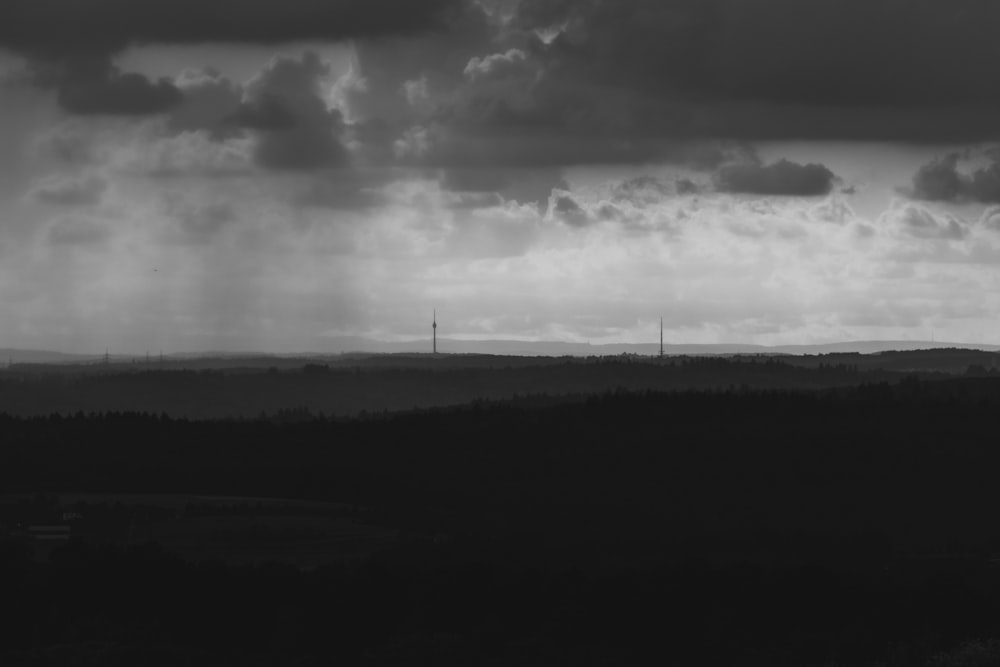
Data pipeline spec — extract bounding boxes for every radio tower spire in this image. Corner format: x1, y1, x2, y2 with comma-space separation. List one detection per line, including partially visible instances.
659, 317, 664, 358
433, 309, 437, 355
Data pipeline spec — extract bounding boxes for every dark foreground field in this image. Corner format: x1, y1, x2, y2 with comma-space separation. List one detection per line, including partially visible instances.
3, 355, 1000, 665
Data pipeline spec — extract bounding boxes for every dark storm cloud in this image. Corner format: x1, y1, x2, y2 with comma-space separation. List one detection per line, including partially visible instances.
508, 0, 1000, 141
341, 3, 747, 169
243, 52, 349, 170
971, 162, 1000, 204
26, 58, 182, 116
226, 95, 298, 131
59, 71, 182, 116
713, 159, 837, 196
422, 131, 735, 169
908, 155, 965, 202
166, 69, 243, 137
254, 117, 346, 171
0, 0, 463, 60
533, 0, 996, 108
3, 0, 461, 118
9, 0, 1000, 144
550, 191, 589, 227
907, 150, 1000, 204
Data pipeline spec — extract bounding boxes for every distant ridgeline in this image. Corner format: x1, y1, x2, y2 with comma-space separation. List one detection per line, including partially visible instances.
0, 348, 997, 419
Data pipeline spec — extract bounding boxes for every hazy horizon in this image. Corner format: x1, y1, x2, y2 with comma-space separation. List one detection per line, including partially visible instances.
4, 336, 999, 361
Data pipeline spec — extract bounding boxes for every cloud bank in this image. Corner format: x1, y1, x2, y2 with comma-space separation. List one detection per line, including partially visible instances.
4, 0, 1000, 351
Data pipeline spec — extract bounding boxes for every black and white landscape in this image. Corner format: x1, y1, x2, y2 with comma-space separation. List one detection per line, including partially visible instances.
4, 1, 1000, 666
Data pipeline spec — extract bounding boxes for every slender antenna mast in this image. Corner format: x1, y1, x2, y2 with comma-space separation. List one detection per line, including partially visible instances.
659, 317, 664, 358
432, 309, 437, 355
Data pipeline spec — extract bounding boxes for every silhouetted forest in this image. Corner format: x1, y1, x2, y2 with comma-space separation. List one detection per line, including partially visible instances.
4, 372, 1000, 665
5, 377, 1000, 554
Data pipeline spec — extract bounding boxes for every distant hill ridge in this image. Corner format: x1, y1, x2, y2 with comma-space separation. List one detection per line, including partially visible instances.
2, 338, 999, 364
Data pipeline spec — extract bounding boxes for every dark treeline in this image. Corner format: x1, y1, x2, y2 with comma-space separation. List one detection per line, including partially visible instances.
0, 354, 967, 418
782, 348, 1000, 374
5, 378, 1000, 556
5, 378, 1000, 665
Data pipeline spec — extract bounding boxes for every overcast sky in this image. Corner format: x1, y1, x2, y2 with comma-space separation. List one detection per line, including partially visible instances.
2, 0, 1000, 353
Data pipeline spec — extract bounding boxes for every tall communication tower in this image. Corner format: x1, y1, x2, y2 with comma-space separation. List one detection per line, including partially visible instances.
660, 317, 664, 358
433, 309, 437, 355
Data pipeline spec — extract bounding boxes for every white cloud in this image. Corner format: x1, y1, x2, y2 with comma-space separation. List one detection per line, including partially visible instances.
402, 75, 431, 109
881, 201, 968, 241
393, 126, 432, 160
463, 48, 528, 80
